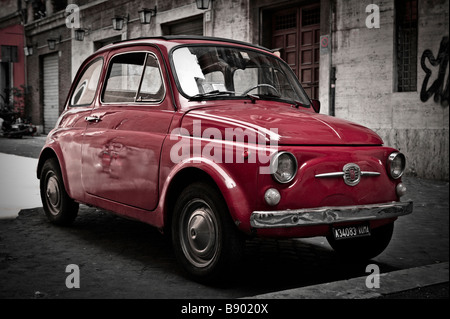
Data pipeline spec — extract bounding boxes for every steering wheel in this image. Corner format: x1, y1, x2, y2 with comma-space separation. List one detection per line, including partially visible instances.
242, 84, 281, 97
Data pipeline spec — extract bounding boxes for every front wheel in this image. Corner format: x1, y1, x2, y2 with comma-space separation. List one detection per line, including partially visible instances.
326, 222, 394, 260
40, 158, 79, 226
171, 182, 244, 283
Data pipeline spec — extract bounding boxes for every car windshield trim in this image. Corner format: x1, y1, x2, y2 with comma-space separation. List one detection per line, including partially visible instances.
188, 90, 236, 101
188, 91, 309, 107
169, 44, 311, 108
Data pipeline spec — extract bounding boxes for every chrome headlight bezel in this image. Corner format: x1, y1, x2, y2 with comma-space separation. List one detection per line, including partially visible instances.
387, 152, 406, 179
271, 151, 298, 184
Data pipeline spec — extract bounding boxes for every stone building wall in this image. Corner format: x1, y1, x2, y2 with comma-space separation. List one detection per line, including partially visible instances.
2, 0, 447, 179
331, 0, 448, 180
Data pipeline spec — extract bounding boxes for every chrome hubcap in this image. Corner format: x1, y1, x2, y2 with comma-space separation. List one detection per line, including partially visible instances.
46, 175, 61, 215
180, 200, 219, 268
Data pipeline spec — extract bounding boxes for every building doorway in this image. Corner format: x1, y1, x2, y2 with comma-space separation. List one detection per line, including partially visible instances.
0, 62, 13, 108
42, 53, 59, 133
270, 4, 320, 99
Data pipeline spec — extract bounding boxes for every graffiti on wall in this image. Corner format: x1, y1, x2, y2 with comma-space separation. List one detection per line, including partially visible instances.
420, 36, 449, 107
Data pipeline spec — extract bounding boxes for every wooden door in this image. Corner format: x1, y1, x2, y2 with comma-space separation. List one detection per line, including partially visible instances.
272, 4, 320, 99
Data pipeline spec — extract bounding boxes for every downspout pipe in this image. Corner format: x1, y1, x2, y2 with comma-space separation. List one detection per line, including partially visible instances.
329, 0, 336, 117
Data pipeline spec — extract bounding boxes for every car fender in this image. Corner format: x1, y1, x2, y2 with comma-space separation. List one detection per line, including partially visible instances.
37, 141, 83, 202
159, 156, 253, 233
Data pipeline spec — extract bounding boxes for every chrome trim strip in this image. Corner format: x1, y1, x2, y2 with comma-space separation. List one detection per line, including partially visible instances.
250, 201, 413, 228
361, 171, 381, 176
315, 171, 381, 178
315, 172, 344, 178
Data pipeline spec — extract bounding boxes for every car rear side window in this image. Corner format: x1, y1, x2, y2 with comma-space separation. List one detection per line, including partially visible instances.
102, 52, 164, 104
70, 58, 103, 106
137, 54, 165, 102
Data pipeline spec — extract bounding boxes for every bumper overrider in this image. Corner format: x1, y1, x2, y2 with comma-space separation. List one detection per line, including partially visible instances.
250, 201, 413, 228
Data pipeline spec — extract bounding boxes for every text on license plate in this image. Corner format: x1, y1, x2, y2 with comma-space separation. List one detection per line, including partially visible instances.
332, 223, 371, 240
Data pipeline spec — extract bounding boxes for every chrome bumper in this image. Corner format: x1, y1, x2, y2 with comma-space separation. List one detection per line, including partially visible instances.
250, 201, 413, 228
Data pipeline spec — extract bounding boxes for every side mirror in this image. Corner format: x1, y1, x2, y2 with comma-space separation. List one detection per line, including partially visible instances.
311, 99, 321, 113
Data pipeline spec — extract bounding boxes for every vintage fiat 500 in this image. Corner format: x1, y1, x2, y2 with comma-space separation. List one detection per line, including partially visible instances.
38, 36, 413, 282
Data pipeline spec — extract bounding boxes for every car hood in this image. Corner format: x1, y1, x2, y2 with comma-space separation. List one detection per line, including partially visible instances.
180, 102, 383, 145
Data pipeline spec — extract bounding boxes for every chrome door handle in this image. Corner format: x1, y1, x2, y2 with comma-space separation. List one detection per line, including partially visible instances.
85, 116, 101, 123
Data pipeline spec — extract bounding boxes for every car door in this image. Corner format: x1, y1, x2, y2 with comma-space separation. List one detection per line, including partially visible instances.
81, 46, 174, 211
56, 56, 104, 201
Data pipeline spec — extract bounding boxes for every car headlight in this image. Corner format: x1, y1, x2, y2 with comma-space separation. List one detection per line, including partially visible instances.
271, 151, 298, 183
387, 152, 406, 179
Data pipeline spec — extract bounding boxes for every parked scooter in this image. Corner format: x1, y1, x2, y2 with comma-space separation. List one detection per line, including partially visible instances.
0, 113, 37, 138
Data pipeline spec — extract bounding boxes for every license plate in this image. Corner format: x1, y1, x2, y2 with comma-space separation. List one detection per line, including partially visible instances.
332, 223, 371, 240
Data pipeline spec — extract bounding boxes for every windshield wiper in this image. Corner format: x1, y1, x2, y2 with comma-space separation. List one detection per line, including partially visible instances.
244, 94, 310, 108
245, 93, 260, 104
244, 93, 288, 104
292, 100, 308, 108
189, 90, 235, 101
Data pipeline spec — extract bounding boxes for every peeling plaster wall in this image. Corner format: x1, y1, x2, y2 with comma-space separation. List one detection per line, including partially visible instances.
332, 0, 449, 180
209, 0, 250, 42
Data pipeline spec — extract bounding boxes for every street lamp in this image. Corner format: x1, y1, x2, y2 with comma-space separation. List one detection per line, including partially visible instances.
139, 6, 157, 24
112, 15, 128, 31
196, 0, 211, 10
47, 38, 57, 50
74, 28, 86, 41
24, 45, 34, 56
47, 35, 62, 50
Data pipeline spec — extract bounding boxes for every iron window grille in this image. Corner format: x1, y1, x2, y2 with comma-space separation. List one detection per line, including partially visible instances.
396, 0, 418, 92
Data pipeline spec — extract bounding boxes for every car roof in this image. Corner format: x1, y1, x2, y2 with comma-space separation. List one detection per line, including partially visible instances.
97, 35, 273, 54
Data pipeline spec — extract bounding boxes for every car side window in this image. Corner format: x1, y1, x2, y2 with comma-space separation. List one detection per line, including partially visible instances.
136, 54, 165, 102
102, 52, 146, 103
70, 58, 103, 106
102, 52, 164, 104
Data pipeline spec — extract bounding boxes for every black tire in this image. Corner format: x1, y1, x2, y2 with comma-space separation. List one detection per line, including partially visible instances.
326, 222, 394, 260
171, 182, 245, 284
40, 158, 79, 226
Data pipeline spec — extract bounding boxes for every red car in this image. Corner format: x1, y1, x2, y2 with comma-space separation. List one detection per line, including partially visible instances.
37, 36, 413, 283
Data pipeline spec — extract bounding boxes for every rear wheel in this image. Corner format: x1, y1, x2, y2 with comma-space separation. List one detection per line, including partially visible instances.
40, 158, 79, 226
171, 182, 244, 283
326, 222, 394, 260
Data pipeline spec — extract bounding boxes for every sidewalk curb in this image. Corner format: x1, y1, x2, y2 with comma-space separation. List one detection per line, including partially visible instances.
245, 262, 449, 299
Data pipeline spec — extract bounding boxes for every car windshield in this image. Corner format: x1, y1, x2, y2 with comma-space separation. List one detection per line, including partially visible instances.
171, 45, 310, 107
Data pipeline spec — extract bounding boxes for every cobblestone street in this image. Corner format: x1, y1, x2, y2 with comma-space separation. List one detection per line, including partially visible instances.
0, 137, 448, 299
0, 177, 448, 298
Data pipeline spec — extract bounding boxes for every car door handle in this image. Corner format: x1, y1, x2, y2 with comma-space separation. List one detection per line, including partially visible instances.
85, 116, 101, 123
